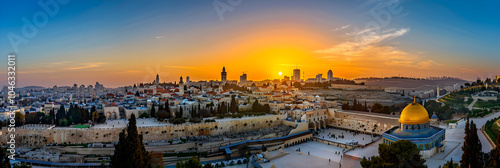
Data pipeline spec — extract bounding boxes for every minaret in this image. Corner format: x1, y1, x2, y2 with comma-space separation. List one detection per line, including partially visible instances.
179, 76, 184, 96
221, 66, 227, 83
436, 85, 440, 98
155, 74, 159, 85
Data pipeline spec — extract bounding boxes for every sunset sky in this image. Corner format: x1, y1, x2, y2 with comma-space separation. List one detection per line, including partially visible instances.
1, 0, 499, 87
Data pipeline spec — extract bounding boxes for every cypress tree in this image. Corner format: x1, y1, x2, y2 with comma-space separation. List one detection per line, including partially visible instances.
1, 146, 10, 168
158, 103, 164, 111
461, 117, 471, 168
49, 109, 55, 125
166, 100, 170, 113
470, 121, 482, 167
56, 106, 66, 126
150, 105, 156, 118
461, 117, 483, 168
230, 95, 237, 113
489, 130, 500, 167
111, 114, 151, 168
252, 100, 259, 112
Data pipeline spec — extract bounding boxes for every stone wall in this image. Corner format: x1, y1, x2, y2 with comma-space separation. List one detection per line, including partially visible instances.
328, 110, 400, 134
1, 115, 283, 148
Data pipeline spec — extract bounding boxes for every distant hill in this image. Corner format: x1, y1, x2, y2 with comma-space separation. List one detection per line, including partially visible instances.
22, 86, 46, 89
354, 77, 469, 91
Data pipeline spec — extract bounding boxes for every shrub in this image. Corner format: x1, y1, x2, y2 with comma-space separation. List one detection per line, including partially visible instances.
139, 113, 150, 118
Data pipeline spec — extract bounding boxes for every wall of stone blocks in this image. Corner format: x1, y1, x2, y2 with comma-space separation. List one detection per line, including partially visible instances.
1, 115, 283, 148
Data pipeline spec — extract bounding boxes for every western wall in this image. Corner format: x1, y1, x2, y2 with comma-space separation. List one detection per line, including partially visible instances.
1, 115, 283, 148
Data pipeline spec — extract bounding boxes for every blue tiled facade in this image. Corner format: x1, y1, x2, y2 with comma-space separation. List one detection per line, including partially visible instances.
382, 122, 445, 152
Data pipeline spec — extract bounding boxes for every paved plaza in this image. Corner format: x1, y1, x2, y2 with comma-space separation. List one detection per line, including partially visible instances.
342, 111, 500, 167
315, 128, 379, 145
90, 118, 172, 129
259, 141, 346, 168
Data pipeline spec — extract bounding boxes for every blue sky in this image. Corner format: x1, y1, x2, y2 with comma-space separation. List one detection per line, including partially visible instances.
1, 0, 499, 87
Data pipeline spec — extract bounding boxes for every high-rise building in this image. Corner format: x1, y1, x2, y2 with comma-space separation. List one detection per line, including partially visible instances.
327, 70, 333, 81
186, 76, 190, 84
240, 73, 247, 83
316, 74, 323, 83
221, 66, 227, 82
88, 85, 93, 93
283, 76, 290, 81
293, 69, 300, 81
95, 82, 103, 92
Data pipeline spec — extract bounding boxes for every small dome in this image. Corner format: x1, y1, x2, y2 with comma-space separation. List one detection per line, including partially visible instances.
431, 113, 438, 119
399, 102, 430, 125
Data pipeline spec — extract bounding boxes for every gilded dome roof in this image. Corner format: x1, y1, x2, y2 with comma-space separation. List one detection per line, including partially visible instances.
399, 102, 429, 125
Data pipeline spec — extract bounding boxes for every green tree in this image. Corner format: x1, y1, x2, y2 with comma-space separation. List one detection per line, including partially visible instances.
489, 130, 500, 167
58, 118, 68, 126
443, 158, 458, 168
150, 105, 156, 118
139, 113, 150, 118
230, 95, 237, 113
1, 146, 11, 168
49, 109, 55, 124
361, 140, 426, 168
262, 104, 271, 114
56, 106, 66, 126
111, 114, 151, 168
14, 112, 24, 126
252, 100, 260, 112
371, 103, 383, 113
176, 156, 202, 168
156, 110, 170, 121
176, 108, 183, 118
461, 117, 483, 168
461, 117, 471, 167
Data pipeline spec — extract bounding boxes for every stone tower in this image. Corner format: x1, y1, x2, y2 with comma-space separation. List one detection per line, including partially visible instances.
179, 76, 184, 96
221, 66, 227, 83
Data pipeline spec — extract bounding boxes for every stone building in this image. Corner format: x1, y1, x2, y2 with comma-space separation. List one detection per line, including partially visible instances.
382, 101, 445, 158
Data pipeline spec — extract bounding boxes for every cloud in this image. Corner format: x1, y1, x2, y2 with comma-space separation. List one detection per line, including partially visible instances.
345, 26, 380, 36
164, 65, 207, 70
67, 62, 105, 70
155, 36, 166, 39
332, 24, 350, 31
316, 27, 437, 69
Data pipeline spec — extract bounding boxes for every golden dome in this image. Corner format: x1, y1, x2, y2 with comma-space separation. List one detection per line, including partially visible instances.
399, 102, 429, 125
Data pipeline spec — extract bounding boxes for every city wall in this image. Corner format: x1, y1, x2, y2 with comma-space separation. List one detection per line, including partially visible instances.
1, 115, 283, 148
328, 110, 400, 134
